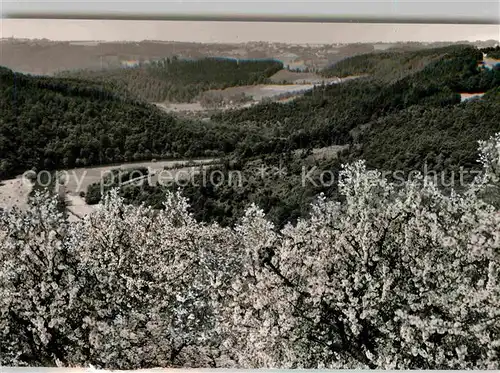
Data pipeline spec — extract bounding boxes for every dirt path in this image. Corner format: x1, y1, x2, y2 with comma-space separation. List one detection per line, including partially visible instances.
65, 194, 96, 222
0, 159, 215, 219
154, 102, 205, 113
0, 177, 33, 211
59, 159, 216, 221
60, 159, 214, 196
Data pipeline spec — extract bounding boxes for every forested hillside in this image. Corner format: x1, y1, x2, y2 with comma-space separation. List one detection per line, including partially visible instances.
321, 44, 481, 81
212, 45, 498, 153
114, 45, 500, 227
56, 57, 283, 103
0, 66, 264, 179
354, 88, 500, 176
2, 45, 500, 227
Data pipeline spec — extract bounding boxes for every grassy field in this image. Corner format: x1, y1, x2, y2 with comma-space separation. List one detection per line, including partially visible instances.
0, 159, 216, 218
59, 159, 214, 196
0, 177, 32, 211
59, 159, 215, 220
269, 69, 339, 84
156, 83, 321, 116
210, 83, 315, 100
156, 73, 364, 119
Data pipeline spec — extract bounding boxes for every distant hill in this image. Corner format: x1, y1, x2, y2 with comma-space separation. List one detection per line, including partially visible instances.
1, 38, 497, 76
321, 44, 479, 81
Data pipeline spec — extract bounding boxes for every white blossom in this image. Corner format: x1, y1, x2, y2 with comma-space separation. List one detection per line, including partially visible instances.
1, 134, 500, 369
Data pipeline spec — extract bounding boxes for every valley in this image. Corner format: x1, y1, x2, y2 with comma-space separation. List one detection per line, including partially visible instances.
1, 42, 500, 225
1, 30, 500, 370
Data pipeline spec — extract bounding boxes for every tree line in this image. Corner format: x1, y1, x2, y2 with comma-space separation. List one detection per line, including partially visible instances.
56, 57, 283, 103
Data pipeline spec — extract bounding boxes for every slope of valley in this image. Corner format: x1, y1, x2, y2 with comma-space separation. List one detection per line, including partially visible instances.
3, 39, 500, 371
1, 44, 500, 225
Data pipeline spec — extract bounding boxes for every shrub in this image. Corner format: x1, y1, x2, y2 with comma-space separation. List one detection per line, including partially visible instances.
1, 133, 499, 369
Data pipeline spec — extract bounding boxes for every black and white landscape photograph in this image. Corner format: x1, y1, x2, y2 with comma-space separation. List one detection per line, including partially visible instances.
1, 14, 500, 371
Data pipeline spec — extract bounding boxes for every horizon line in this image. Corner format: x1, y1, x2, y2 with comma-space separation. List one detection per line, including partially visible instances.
5, 13, 500, 25
2, 37, 499, 45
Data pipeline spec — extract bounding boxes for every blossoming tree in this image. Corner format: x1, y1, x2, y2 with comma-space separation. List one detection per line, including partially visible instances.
1, 134, 499, 369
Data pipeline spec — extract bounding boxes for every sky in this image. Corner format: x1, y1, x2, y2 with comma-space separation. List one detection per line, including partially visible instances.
1, 20, 499, 44
2, 1, 500, 23
1, 1, 499, 44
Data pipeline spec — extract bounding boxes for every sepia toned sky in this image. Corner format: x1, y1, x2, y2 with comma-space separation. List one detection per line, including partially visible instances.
1, 19, 499, 44
2, 1, 500, 23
